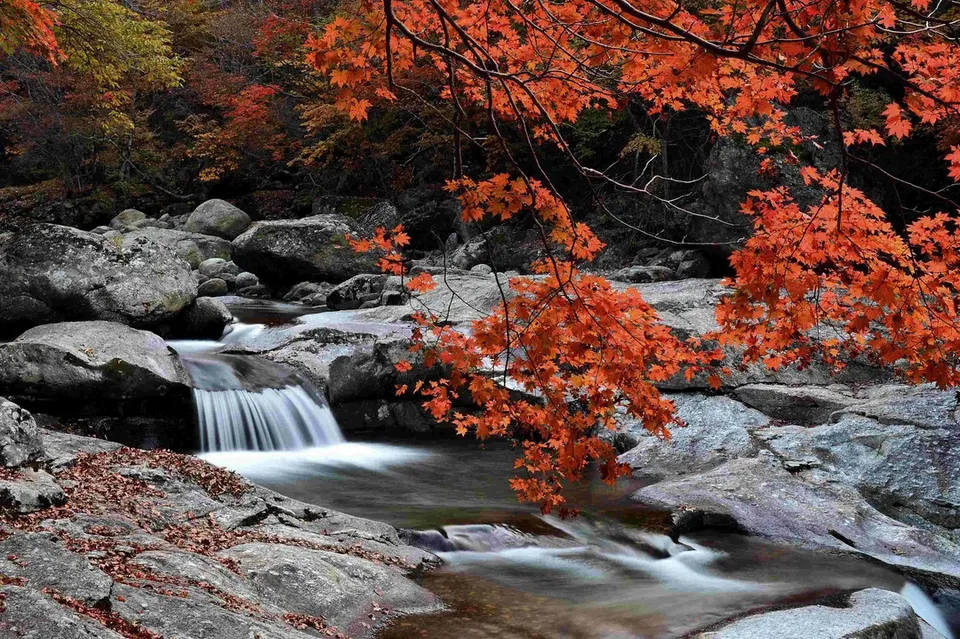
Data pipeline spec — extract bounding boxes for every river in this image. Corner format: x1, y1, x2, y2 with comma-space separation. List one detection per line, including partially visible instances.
169, 299, 959, 639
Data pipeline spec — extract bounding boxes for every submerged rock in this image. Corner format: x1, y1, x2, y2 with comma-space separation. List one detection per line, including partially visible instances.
232, 215, 378, 286
0, 321, 190, 401
696, 588, 920, 639
0, 224, 196, 335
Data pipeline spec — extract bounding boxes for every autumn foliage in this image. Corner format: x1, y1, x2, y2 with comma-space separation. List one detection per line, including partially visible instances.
323, 0, 960, 510
5, 0, 960, 511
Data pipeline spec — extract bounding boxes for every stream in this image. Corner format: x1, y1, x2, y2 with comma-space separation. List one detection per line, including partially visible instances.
169, 299, 959, 639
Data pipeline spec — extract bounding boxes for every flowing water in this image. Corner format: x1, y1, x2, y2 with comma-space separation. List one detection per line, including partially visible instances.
169, 301, 960, 639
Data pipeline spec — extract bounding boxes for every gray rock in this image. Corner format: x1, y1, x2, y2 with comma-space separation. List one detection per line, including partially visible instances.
219, 542, 440, 633
451, 236, 487, 270
470, 264, 493, 275
232, 215, 378, 286
282, 281, 333, 303
696, 588, 920, 639
0, 224, 196, 333
0, 586, 126, 638
921, 620, 949, 639
613, 265, 677, 283
91, 225, 111, 234
236, 284, 272, 298
835, 384, 959, 430
109, 582, 316, 639
234, 271, 258, 290
197, 277, 229, 297
633, 455, 960, 585
123, 227, 232, 269
0, 532, 112, 605
109, 208, 147, 230
0, 397, 45, 467
177, 297, 232, 339
617, 394, 769, 475
0, 321, 190, 400
38, 428, 121, 469
198, 257, 228, 278
133, 550, 271, 609
326, 274, 403, 310
757, 414, 960, 528
184, 199, 252, 240
0, 469, 65, 512
734, 383, 856, 424
673, 251, 713, 279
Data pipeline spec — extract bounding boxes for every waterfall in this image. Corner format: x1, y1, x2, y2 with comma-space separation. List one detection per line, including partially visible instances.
179, 353, 344, 452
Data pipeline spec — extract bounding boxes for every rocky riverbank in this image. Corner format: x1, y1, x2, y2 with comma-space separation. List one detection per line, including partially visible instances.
0, 198, 957, 637
0, 404, 440, 638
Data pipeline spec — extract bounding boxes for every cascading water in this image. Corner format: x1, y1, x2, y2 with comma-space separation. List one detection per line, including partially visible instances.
178, 353, 344, 452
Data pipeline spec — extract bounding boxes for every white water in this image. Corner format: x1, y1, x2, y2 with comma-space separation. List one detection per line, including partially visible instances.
201, 443, 432, 477
194, 385, 344, 451
172, 303, 958, 638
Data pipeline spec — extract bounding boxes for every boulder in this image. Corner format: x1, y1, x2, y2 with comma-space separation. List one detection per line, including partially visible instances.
38, 428, 121, 470
257, 330, 416, 404
184, 199, 252, 240
109, 582, 317, 639
234, 271, 259, 290
471, 264, 493, 275
0, 224, 196, 335
0, 398, 45, 467
757, 414, 960, 529
0, 321, 190, 401
734, 383, 856, 424
232, 215, 378, 286
616, 394, 769, 473
282, 281, 334, 304
176, 297, 232, 339
198, 257, 241, 279
123, 227, 232, 269
633, 455, 960, 586
108, 208, 146, 229
696, 588, 920, 639
197, 277, 229, 297
326, 274, 404, 310
451, 236, 488, 270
